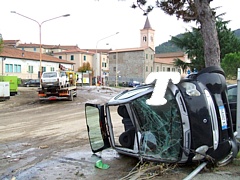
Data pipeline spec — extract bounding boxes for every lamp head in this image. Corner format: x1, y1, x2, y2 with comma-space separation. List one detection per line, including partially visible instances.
63, 14, 70, 17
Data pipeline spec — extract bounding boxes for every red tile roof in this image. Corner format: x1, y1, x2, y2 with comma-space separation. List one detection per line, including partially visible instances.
17, 43, 80, 50
154, 58, 174, 65
0, 46, 74, 64
3, 40, 21, 47
53, 49, 95, 55
3, 40, 20, 44
109, 47, 152, 53
155, 51, 185, 58
82, 49, 111, 53
154, 52, 185, 65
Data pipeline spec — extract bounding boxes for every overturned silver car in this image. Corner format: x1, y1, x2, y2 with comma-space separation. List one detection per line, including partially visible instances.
85, 66, 239, 166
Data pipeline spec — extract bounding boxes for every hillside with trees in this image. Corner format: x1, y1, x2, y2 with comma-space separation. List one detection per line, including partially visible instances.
155, 28, 240, 54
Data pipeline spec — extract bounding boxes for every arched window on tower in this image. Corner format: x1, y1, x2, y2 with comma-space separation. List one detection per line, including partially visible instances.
143, 36, 147, 42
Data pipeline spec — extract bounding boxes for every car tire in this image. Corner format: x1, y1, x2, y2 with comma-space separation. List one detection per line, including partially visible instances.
216, 152, 234, 167
119, 131, 132, 148
119, 128, 135, 148
197, 66, 225, 76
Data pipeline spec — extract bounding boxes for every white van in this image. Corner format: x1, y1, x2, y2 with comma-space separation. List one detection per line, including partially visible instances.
41, 71, 68, 88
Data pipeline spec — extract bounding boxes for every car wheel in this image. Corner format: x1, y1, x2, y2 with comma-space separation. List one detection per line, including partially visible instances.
197, 66, 225, 76
216, 152, 234, 167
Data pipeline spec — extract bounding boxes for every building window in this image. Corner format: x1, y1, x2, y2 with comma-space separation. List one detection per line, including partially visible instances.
5, 64, 13, 73
113, 67, 116, 72
70, 55, 74, 60
146, 54, 148, 59
22, 48, 24, 50
42, 67, 46, 72
167, 67, 171, 72
59, 56, 62, 59
172, 68, 175, 72
143, 36, 147, 42
146, 66, 148, 72
151, 54, 153, 60
28, 65, 33, 73
163, 67, 165, 72
14, 64, 17, 72
84, 55, 86, 61
157, 66, 159, 72
102, 62, 107, 67
9, 64, 21, 73
113, 54, 116, 59
151, 66, 153, 72
33, 47, 36, 52
50, 67, 55, 71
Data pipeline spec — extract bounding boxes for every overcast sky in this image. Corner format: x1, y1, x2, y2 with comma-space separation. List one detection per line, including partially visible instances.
0, 0, 239, 49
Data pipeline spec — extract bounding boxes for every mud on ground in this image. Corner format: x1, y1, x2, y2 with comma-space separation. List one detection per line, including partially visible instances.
0, 86, 239, 180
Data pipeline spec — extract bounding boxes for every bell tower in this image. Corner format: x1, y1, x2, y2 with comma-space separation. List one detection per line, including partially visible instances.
140, 17, 155, 50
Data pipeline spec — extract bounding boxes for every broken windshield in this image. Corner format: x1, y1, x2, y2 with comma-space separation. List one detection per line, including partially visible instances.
131, 88, 183, 161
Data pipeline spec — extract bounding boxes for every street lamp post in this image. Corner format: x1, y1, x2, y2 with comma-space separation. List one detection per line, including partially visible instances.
115, 51, 118, 87
95, 32, 119, 86
11, 11, 70, 87
1, 57, 6, 82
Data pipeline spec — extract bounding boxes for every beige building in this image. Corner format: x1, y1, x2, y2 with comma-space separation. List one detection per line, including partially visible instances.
53, 49, 95, 72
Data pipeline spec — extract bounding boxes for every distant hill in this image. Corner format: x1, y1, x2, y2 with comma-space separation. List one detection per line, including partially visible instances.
155, 29, 240, 54
233, 29, 240, 39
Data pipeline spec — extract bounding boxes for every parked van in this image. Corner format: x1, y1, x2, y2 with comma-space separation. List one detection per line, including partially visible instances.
41, 71, 68, 88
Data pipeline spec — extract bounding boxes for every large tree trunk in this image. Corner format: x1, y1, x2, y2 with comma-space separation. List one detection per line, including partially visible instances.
194, 0, 220, 67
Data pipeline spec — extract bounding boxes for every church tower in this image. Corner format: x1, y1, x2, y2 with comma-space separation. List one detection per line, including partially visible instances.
140, 16, 155, 50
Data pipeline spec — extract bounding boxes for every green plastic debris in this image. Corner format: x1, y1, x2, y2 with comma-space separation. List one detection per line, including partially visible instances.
95, 160, 110, 169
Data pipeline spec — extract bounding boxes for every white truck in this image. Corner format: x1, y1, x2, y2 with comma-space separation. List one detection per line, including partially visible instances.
41, 71, 68, 88
38, 70, 77, 101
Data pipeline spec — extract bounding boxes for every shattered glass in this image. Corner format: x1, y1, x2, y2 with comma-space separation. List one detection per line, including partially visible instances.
132, 88, 183, 161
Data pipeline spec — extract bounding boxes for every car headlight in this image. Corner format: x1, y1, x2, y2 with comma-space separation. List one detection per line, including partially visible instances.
181, 82, 200, 96
193, 145, 209, 161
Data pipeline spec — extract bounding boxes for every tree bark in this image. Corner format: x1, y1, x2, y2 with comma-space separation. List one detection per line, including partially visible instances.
194, 0, 220, 67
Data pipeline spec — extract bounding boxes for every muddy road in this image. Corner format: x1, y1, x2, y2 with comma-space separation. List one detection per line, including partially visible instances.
0, 86, 239, 180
